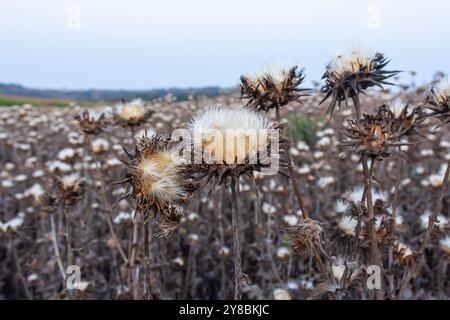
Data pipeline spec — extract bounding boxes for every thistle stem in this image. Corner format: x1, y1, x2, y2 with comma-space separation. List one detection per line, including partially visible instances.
275, 105, 308, 219
64, 207, 76, 300
353, 94, 383, 299
50, 212, 66, 283
143, 218, 153, 300
418, 157, 450, 255
231, 177, 243, 300
88, 135, 129, 265
388, 155, 402, 295
362, 156, 384, 300
398, 158, 450, 296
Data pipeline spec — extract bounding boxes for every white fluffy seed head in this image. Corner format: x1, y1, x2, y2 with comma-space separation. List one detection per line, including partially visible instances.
117, 99, 147, 121
344, 185, 365, 204
430, 78, 450, 105
389, 98, 411, 118
328, 48, 376, 76
61, 173, 82, 190
57, 147, 76, 161
137, 149, 186, 205
273, 288, 291, 300
248, 64, 296, 92
91, 138, 110, 154
335, 199, 350, 213
338, 216, 358, 236
188, 106, 273, 165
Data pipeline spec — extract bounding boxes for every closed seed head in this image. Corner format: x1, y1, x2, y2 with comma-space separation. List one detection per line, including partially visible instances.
285, 218, 323, 256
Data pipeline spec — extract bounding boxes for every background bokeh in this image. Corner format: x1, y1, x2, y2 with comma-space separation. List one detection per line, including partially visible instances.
1, 0, 449, 89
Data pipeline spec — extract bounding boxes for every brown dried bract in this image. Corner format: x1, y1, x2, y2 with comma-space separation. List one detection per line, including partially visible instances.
285, 218, 324, 256
240, 66, 309, 112
320, 52, 399, 116
117, 133, 195, 216
340, 104, 421, 161
75, 110, 107, 135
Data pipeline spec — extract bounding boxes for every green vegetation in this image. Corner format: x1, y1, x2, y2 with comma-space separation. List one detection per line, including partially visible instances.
0, 95, 99, 107
287, 114, 325, 150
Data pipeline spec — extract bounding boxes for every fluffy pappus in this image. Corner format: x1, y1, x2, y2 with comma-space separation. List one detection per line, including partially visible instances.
240, 65, 309, 112
183, 106, 287, 187
320, 49, 399, 116
117, 133, 194, 216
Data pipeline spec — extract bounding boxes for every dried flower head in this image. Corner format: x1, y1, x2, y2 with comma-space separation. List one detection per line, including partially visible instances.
45, 173, 87, 207
338, 215, 358, 236
240, 65, 308, 112
118, 134, 192, 215
155, 205, 184, 238
91, 137, 110, 154
285, 218, 323, 255
340, 104, 420, 160
75, 110, 107, 135
56, 173, 86, 207
394, 241, 414, 265
320, 48, 399, 115
184, 106, 285, 186
386, 99, 423, 136
0, 213, 25, 234
115, 99, 153, 128
272, 288, 292, 300
426, 78, 450, 126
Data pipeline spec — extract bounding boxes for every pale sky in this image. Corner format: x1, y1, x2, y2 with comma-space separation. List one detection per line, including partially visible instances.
0, 0, 449, 89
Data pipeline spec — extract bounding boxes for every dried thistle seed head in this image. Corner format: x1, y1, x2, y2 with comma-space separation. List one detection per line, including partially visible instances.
285, 218, 323, 255
91, 137, 110, 154
155, 205, 184, 238
184, 106, 285, 186
394, 241, 414, 265
75, 110, 106, 135
384, 99, 424, 136
240, 65, 308, 112
119, 134, 190, 215
426, 78, 450, 126
189, 106, 272, 163
0, 213, 25, 235
340, 104, 420, 161
39, 192, 58, 213
337, 215, 358, 236
114, 99, 153, 128
320, 48, 399, 116
55, 173, 86, 207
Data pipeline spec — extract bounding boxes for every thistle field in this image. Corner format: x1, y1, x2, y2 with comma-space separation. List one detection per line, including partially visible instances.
1, 66, 450, 300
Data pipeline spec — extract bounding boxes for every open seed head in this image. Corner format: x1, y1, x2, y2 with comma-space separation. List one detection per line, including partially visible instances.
75, 109, 107, 135
426, 78, 450, 127
339, 103, 421, 161
184, 106, 286, 186
53, 173, 86, 207
320, 48, 399, 116
114, 98, 153, 127
118, 133, 192, 215
240, 65, 308, 112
